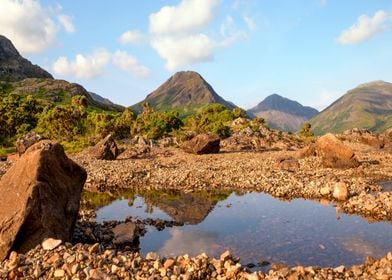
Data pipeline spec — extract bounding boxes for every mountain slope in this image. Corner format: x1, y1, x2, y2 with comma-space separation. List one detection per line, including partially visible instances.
248, 94, 318, 132
131, 71, 236, 114
0, 78, 124, 112
310, 81, 392, 135
0, 35, 53, 81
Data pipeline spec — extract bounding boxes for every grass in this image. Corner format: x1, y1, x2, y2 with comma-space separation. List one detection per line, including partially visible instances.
0, 146, 16, 156
61, 137, 91, 154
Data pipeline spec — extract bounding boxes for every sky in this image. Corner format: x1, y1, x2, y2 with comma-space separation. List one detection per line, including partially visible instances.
0, 0, 391, 111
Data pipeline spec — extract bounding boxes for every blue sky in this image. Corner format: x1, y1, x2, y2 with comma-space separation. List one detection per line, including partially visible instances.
0, 0, 391, 110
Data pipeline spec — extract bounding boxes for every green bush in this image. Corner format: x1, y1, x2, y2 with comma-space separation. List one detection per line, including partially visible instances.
36, 96, 88, 141
131, 103, 183, 139
299, 122, 314, 138
0, 94, 42, 145
183, 103, 234, 138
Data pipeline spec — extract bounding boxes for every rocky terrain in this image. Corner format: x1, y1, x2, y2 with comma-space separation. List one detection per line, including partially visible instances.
1, 131, 392, 279
0, 35, 52, 81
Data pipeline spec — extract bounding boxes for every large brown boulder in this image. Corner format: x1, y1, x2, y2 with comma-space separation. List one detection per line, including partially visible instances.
315, 133, 360, 169
90, 134, 118, 160
182, 134, 220, 155
15, 131, 43, 155
0, 140, 86, 261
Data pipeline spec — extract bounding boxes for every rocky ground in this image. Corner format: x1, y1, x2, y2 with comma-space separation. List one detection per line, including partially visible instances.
1, 141, 392, 279
73, 143, 392, 222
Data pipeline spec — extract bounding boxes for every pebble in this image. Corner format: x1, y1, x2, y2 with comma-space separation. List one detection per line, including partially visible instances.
42, 238, 62, 251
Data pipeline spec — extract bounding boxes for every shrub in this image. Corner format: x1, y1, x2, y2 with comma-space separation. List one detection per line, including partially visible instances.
183, 103, 234, 138
131, 103, 183, 139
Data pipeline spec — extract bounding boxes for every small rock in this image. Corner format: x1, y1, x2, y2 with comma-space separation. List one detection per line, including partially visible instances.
89, 243, 100, 254
220, 250, 231, 262
164, 259, 175, 269
71, 263, 80, 275
54, 269, 65, 278
333, 182, 348, 201
42, 238, 62, 251
334, 265, 345, 273
146, 252, 159, 261
320, 186, 331, 196
112, 222, 137, 245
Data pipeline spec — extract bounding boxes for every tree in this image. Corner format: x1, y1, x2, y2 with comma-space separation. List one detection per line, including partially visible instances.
299, 122, 314, 138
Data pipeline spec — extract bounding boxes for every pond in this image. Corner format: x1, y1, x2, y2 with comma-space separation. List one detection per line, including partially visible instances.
91, 190, 392, 269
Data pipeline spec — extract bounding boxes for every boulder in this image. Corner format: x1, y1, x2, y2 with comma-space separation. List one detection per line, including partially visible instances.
297, 145, 316, 159
275, 156, 299, 171
315, 133, 360, 169
0, 140, 87, 261
181, 134, 220, 155
91, 134, 118, 160
15, 131, 43, 155
112, 222, 138, 245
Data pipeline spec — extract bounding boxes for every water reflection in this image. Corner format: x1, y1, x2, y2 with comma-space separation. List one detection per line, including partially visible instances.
95, 190, 392, 268
378, 181, 392, 192
91, 189, 231, 224
158, 228, 221, 256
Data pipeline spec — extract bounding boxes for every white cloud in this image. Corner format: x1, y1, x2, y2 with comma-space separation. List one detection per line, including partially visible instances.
219, 15, 247, 48
53, 49, 150, 79
149, 0, 220, 34
151, 34, 215, 70
112, 51, 151, 78
244, 16, 257, 31
119, 30, 145, 45
147, 0, 250, 70
53, 49, 111, 79
337, 10, 389, 45
58, 14, 75, 33
0, 0, 58, 54
220, 16, 234, 37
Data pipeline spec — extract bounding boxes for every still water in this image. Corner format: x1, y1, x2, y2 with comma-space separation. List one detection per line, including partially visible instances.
94, 190, 392, 268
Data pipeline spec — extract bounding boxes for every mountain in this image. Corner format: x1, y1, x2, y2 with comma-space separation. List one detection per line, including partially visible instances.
248, 94, 319, 132
0, 35, 53, 81
310, 81, 392, 135
0, 78, 124, 112
89, 91, 118, 106
130, 71, 236, 115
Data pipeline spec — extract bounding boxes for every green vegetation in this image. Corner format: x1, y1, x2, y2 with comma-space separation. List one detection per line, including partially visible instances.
299, 122, 314, 138
311, 81, 392, 134
0, 83, 242, 153
0, 93, 42, 146
182, 103, 235, 138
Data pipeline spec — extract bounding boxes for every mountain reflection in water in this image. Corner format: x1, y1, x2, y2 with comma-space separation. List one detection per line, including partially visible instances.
94, 190, 392, 268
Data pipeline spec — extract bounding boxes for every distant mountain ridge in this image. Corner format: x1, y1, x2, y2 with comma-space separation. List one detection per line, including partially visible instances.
130, 71, 236, 114
310, 80, 392, 134
0, 35, 53, 81
248, 94, 318, 132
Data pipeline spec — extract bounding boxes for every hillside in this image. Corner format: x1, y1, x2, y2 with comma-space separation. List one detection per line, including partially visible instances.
310, 81, 392, 135
0, 78, 124, 112
131, 71, 236, 115
0, 35, 53, 81
248, 94, 318, 132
